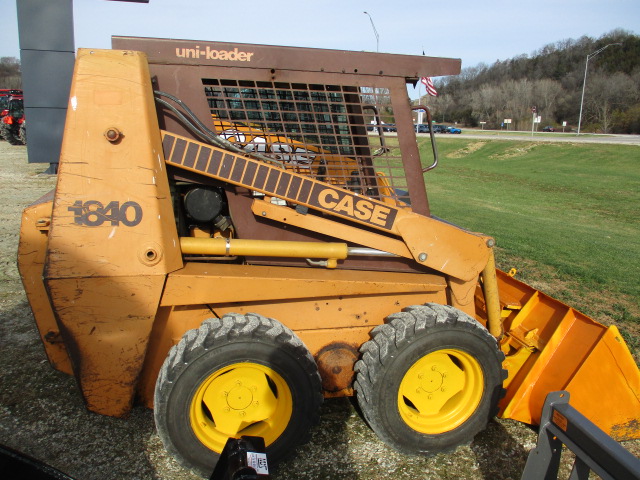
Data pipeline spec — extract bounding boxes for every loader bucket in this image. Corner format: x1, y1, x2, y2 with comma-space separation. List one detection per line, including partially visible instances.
493, 270, 640, 440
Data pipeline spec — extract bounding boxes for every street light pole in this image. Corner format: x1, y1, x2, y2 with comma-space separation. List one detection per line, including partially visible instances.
363, 11, 379, 52
577, 43, 622, 135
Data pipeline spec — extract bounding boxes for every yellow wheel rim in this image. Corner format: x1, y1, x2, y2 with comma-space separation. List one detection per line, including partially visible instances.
397, 349, 484, 434
190, 362, 292, 453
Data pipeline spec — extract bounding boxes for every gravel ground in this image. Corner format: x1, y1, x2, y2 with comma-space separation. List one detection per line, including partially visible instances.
0, 141, 636, 480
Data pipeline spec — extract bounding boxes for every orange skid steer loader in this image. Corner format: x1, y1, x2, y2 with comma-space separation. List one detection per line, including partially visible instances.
18, 39, 640, 475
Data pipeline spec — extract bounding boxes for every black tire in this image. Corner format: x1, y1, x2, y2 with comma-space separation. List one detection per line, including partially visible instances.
154, 313, 323, 476
2, 125, 21, 145
19, 122, 26, 145
354, 304, 506, 456
0, 124, 10, 142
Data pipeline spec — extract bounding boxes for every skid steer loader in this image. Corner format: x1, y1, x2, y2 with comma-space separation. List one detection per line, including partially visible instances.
18, 38, 640, 476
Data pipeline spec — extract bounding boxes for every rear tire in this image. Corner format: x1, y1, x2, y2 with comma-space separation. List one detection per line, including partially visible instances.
354, 304, 506, 455
154, 313, 322, 476
19, 122, 26, 145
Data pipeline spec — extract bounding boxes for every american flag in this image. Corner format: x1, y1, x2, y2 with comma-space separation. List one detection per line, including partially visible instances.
420, 77, 438, 97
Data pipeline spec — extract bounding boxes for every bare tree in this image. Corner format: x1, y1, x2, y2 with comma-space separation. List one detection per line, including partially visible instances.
501, 79, 534, 129
585, 72, 638, 132
470, 84, 503, 126
533, 79, 561, 118
431, 94, 455, 122
0, 57, 21, 89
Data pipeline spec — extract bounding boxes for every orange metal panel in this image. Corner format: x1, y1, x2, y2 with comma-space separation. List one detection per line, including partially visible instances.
394, 213, 492, 282
211, 291, 446, 332
161, 262, 447, 309
42, 49, 183, 416
46, 50, 182, 281
47, 275, 166, 416
564, 326, 640, 440
500, 308, 603, 423
17, 195, 72, 375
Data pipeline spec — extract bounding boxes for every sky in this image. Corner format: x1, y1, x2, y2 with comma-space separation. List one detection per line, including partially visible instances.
2, 0, 639, 74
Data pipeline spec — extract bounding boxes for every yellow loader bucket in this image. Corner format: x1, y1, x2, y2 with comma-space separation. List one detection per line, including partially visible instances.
493, 270, 640, 440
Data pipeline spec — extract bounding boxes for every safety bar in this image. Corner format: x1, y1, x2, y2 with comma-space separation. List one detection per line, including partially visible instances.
413, 105, 440, 172
520, 391, 640, 480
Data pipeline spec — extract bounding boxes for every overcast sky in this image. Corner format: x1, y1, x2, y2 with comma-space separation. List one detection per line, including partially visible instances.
3, 0, 639, 71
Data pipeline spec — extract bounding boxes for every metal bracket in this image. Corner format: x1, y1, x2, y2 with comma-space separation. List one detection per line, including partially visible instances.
520, 391, 640, 480
209, 436, 270, 480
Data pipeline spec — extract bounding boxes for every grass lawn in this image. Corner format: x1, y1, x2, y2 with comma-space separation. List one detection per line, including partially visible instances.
418, 137, 640, 351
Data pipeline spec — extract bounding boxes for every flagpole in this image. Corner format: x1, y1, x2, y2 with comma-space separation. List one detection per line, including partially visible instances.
419, 47, 424, 103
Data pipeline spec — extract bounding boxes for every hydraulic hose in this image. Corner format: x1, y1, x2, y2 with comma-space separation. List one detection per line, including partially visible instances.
153, 90, 284, 168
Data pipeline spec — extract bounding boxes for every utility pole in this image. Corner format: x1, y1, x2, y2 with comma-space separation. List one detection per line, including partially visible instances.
577, 43, 622, 135
531, 106, 536, 136
363, 11, 379, 52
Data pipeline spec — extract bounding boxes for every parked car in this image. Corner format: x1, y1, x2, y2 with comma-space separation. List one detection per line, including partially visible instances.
382, 123, 397, 132
542, 126, 555, 132
447, 126, 462, 134
415, 124, 430, 133
432, 124, 447, 133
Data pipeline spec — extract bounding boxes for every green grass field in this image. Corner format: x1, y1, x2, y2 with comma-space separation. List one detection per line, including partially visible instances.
418, 137, 640, 350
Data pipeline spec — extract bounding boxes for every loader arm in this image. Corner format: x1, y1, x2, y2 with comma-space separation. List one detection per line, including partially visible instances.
161, 131, 493, 284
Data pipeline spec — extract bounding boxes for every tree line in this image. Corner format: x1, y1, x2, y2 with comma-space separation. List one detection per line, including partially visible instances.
0, 57, 21, 89
421, 29, 640, 133
4, 30, 639, 133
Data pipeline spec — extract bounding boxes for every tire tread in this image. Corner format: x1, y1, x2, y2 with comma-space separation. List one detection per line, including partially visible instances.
354, 303, 506, 456
154, 312, 322, 474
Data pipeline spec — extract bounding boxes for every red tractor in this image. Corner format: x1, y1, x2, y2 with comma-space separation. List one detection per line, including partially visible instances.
0, 94, 26, 145
0, 89, 22, 123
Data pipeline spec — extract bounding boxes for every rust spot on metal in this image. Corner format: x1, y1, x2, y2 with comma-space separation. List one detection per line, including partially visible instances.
610, 418, 640, 441
44, 330, 64, 344
315, 342, 359, 393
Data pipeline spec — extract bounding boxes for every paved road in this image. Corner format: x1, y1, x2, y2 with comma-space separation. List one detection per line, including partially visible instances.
416, 131, 640, 145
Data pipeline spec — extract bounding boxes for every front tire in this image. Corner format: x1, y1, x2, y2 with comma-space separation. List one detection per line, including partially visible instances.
354, 304, 506, 455
154, 313, 323, 475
